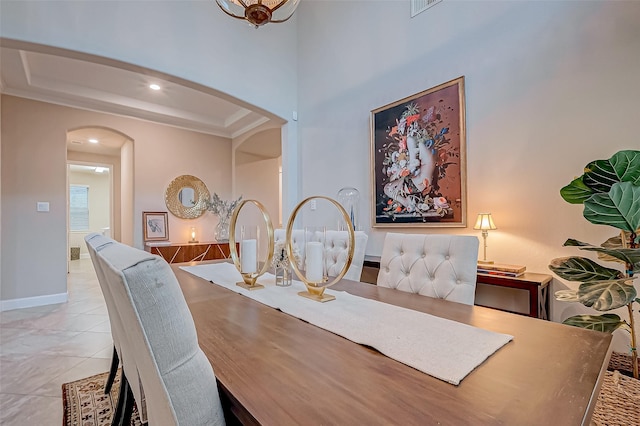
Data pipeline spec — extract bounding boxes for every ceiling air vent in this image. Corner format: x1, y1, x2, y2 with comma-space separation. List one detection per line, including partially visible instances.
411, 0, 442, 17
70, 140, 83, 145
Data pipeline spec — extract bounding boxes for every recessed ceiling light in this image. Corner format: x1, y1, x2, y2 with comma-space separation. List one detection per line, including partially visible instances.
88, 138, 99, 144
149, 84, 161, 91
95, 167, 107, 173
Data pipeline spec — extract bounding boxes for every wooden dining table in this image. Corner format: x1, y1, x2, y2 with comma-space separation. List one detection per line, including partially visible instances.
173, 261, 612, 425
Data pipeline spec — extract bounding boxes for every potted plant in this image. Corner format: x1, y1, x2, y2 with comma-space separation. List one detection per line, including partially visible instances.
549, 149, 639, 379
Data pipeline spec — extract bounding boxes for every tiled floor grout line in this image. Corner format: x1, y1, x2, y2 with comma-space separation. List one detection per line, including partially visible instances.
0, 258, 113, 425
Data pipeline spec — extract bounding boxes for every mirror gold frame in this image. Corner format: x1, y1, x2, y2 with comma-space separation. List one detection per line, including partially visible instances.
165, 175, 210, 219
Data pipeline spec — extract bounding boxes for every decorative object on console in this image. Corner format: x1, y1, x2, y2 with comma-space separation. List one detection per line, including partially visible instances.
476, 264, 525, 278
189, 226, 198, 244
473, 213, 498, 264
143, 212, 169, 242
337, 187, 361, 231
165, 175, 210, 219
215, 0, 301, 28
286, 196, 355, 302
206, 193, 242, 242
549, 149, 639, 379
228, 199, 274, 291
272, 239, 301, 287
371, 77, 467, 228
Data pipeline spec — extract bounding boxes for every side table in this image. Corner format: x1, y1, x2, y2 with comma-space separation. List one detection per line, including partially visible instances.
476, 272, 552, 320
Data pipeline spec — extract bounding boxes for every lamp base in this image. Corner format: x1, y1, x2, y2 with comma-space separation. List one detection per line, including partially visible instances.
236, 282, 265, 291
298, 291, 336, 303
478, 260, 495, 265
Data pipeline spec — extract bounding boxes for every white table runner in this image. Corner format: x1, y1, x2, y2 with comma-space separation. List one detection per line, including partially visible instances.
180, 262, 513, 385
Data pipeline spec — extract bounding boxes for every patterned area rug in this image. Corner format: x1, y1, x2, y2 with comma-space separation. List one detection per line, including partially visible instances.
62, 370, 141, 426
62, 355, 638, 425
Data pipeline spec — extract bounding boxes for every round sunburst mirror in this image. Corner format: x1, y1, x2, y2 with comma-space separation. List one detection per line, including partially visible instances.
165, 175, 210, 219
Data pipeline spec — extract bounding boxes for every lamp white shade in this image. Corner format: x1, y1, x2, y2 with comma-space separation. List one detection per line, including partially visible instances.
473, 213, 497, 231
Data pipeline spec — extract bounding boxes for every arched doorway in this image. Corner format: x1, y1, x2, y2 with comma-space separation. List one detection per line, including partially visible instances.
66, 126, 134, 267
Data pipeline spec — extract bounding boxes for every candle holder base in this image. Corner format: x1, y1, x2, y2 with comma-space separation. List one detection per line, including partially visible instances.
237, 281, 265, 291
297, 282, 335, 302
298, 291, 335, 303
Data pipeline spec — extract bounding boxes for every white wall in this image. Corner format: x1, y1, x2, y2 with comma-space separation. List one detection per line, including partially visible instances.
1, 95, 232, 304
296, 0, 640, 339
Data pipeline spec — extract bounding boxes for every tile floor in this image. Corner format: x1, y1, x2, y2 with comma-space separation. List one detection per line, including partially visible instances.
0, 258, 113, 425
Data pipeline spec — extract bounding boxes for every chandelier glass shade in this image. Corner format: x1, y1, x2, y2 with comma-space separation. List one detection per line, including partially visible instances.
215, 0, 301, 28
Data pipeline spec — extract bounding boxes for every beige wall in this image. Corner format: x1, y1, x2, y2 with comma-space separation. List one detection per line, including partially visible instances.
1, 95, 232, 305
236, 157, 280, 228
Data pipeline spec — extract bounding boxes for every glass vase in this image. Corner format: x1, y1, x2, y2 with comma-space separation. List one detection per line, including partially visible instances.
337, 187, 360, 231
275, 264, 292, 287
215, 216, 230, 242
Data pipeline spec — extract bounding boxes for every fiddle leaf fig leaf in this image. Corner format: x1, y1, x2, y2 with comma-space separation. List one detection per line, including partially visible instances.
564, 239, 640, 267
577, 279, 637, 311
555, 289, 579, 302
583, 182, 640, 232
582, 150, 640, 193
560, 177, 592, 204
562, 314, 625, 333
564, 239, 592, 247
549, 257, 623, 282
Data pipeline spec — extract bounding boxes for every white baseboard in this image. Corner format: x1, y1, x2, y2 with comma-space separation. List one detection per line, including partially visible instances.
0, 292, 69, 312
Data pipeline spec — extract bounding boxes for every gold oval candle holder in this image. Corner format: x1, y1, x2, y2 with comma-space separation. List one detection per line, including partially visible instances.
229, 199, 275, 291
286, 196, 355, 302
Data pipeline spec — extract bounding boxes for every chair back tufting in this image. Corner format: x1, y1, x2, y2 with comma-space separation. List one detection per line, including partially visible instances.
275, 229, 368, 281
377, 233, 479, 305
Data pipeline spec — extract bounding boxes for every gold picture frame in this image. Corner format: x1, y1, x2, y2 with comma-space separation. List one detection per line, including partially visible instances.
370, 76, 467, 228
143, 211, 169, 241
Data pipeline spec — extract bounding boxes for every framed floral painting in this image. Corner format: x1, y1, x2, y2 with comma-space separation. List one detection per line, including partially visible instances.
370, 77, 467, 228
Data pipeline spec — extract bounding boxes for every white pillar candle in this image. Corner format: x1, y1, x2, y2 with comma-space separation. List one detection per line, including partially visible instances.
306, 241, 324, 283
241, 239, 257, 274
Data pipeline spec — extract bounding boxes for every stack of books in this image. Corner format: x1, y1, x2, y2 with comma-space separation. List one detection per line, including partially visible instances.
477, 262, 526, 277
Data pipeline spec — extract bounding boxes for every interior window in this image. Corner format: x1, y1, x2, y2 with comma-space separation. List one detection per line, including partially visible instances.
70, 184, 89, 231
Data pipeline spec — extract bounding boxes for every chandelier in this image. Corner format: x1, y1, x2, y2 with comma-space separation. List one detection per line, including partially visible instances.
215, 0, 301, 28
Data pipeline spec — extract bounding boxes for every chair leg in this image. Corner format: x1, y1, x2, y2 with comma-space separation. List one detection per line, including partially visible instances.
105, 346, 119, 394
119, 382, 134, 426
111, 369, 128, 426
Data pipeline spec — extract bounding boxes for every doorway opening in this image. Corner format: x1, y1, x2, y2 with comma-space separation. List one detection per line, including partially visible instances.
66, 126, 134, 273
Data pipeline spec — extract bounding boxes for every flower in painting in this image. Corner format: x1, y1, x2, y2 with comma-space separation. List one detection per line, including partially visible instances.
433, 197, 449, 209
379, 101, 458, 220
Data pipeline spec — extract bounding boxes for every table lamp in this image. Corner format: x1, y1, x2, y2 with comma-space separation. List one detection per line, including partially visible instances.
473, 213, 497, 264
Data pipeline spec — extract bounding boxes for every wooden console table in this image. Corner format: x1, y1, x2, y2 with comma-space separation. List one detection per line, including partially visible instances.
145, 241, 233, 264
476, 272, 552, 320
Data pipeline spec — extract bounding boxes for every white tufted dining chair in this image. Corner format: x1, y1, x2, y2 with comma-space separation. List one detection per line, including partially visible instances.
275, 229, 369, 281
377, 233, 479, 305
324, 230, 368, 281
